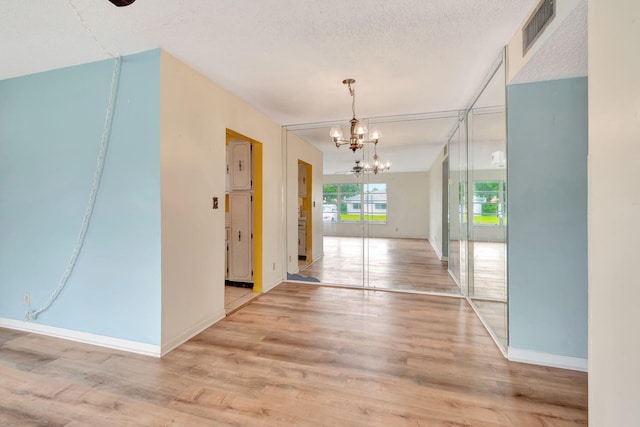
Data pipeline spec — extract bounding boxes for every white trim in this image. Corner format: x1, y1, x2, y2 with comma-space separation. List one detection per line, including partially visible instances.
0, 318, 161, 357
262, 278, 281, 293
160, 310, 226, 356
429, 239, 443, 260
508, 346, 588, 372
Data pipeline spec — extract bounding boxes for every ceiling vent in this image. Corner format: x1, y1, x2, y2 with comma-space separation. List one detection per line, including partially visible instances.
522, 0, 555, 55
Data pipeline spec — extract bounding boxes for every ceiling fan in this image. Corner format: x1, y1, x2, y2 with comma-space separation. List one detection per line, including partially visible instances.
335, 160, 366, 176
108, 0, 136, 6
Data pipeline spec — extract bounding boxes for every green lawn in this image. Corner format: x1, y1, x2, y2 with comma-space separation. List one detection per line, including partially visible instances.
473, 215, 507, 225
336, 213, 505, 225
340, 214, 387, 222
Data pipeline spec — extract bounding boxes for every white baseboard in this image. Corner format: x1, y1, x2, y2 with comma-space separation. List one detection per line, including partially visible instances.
508, 347, 588, 372
0, 317, 161, 357
160, 309, 226, 356
429, 239, 443, 260
262, 278, 281, 293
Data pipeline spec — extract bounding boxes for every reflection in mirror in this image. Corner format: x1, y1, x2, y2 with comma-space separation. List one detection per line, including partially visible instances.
467, 53, 508, 350
447, 122, 466, 293
285, 113, 462, 295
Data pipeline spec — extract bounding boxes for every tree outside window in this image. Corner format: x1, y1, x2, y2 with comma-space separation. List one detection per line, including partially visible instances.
322, 183, 387, 224
473, 181, 506, 225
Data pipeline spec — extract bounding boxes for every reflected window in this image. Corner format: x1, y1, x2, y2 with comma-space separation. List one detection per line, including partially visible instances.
363, 183, 387, 224
322, 183, 387, 224
472, 181, 507, 226
459, 182, 468, 224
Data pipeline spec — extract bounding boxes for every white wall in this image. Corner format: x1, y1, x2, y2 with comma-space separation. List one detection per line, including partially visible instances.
588, 1, 640, 424
160, 51, 283, 353
428, 151, 445, 259
286, 132, 323, 274
322, 172, 430, 239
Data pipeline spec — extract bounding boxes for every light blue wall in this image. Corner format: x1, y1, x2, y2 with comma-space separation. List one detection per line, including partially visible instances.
507, 77, 588, 358
0, 50, 161, 344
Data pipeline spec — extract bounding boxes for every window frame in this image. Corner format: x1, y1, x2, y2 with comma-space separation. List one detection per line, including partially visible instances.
322, 182, 388, 224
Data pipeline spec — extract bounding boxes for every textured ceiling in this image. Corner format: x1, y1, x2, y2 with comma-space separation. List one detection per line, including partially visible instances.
511, 0, 587, 85
2, 0, 585, 173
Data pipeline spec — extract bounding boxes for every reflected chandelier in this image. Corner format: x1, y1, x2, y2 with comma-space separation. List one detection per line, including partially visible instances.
349, 144, 390, 175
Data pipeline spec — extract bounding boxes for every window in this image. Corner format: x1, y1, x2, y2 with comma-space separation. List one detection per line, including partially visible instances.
363, 183, 387, 224
322, 183, 387, 224
472, 181, 506, 226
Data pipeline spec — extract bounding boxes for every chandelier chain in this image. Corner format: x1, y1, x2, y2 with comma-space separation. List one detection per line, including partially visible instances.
68, 0, 118, 58
331, 78, 391, 172
25, 57, 121, 321
349, 82, 357, 118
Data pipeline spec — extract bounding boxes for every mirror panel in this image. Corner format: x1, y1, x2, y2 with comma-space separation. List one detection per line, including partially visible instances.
447, 122, 466, 293
467, 53, 508, 350
285, 114, 461, 294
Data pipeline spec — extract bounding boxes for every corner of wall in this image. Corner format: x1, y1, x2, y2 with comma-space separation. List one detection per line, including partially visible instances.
160, 310, 226, 356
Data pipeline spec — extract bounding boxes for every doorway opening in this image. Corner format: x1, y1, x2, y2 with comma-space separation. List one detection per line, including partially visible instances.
224, 129, 263, 313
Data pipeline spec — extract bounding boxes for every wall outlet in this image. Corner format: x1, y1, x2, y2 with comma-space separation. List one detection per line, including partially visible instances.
23, 292, 30, 306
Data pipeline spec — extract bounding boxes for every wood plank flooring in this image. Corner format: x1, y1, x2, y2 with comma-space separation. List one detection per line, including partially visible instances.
301, 237, 508, 350
225, 285, 260, 314
470, 241, 507, 301
300, 237, 460, 294
0, 283, 587, 426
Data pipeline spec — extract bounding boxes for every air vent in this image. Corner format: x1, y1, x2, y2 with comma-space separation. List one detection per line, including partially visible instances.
522, 0, 555, 55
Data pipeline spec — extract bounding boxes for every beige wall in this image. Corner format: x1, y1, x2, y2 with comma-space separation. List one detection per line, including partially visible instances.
588, 1, 640, 424
159, 51, 283, 353
428, 151, 445, 259
322, 172, 430, 239
286, 132, 323, 274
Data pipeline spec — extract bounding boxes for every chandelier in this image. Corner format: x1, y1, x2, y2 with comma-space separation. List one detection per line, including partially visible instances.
330, 79, 380, 151
330, 78, 391, 173
350, 144, 390, 176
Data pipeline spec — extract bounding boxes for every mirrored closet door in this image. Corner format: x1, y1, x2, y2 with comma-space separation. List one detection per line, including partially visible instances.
285, 113, 461, 295
448, 51, 508, 351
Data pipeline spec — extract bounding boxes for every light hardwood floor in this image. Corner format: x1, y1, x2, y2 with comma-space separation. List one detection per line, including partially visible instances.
300, 236, 461, 294
470, 241, 507, 301
300, 238, 509, 350
0, 283, 587, 426
225, 285, 259, 314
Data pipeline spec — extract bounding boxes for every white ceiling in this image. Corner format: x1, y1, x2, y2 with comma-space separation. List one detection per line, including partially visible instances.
2, 0, 584, 174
